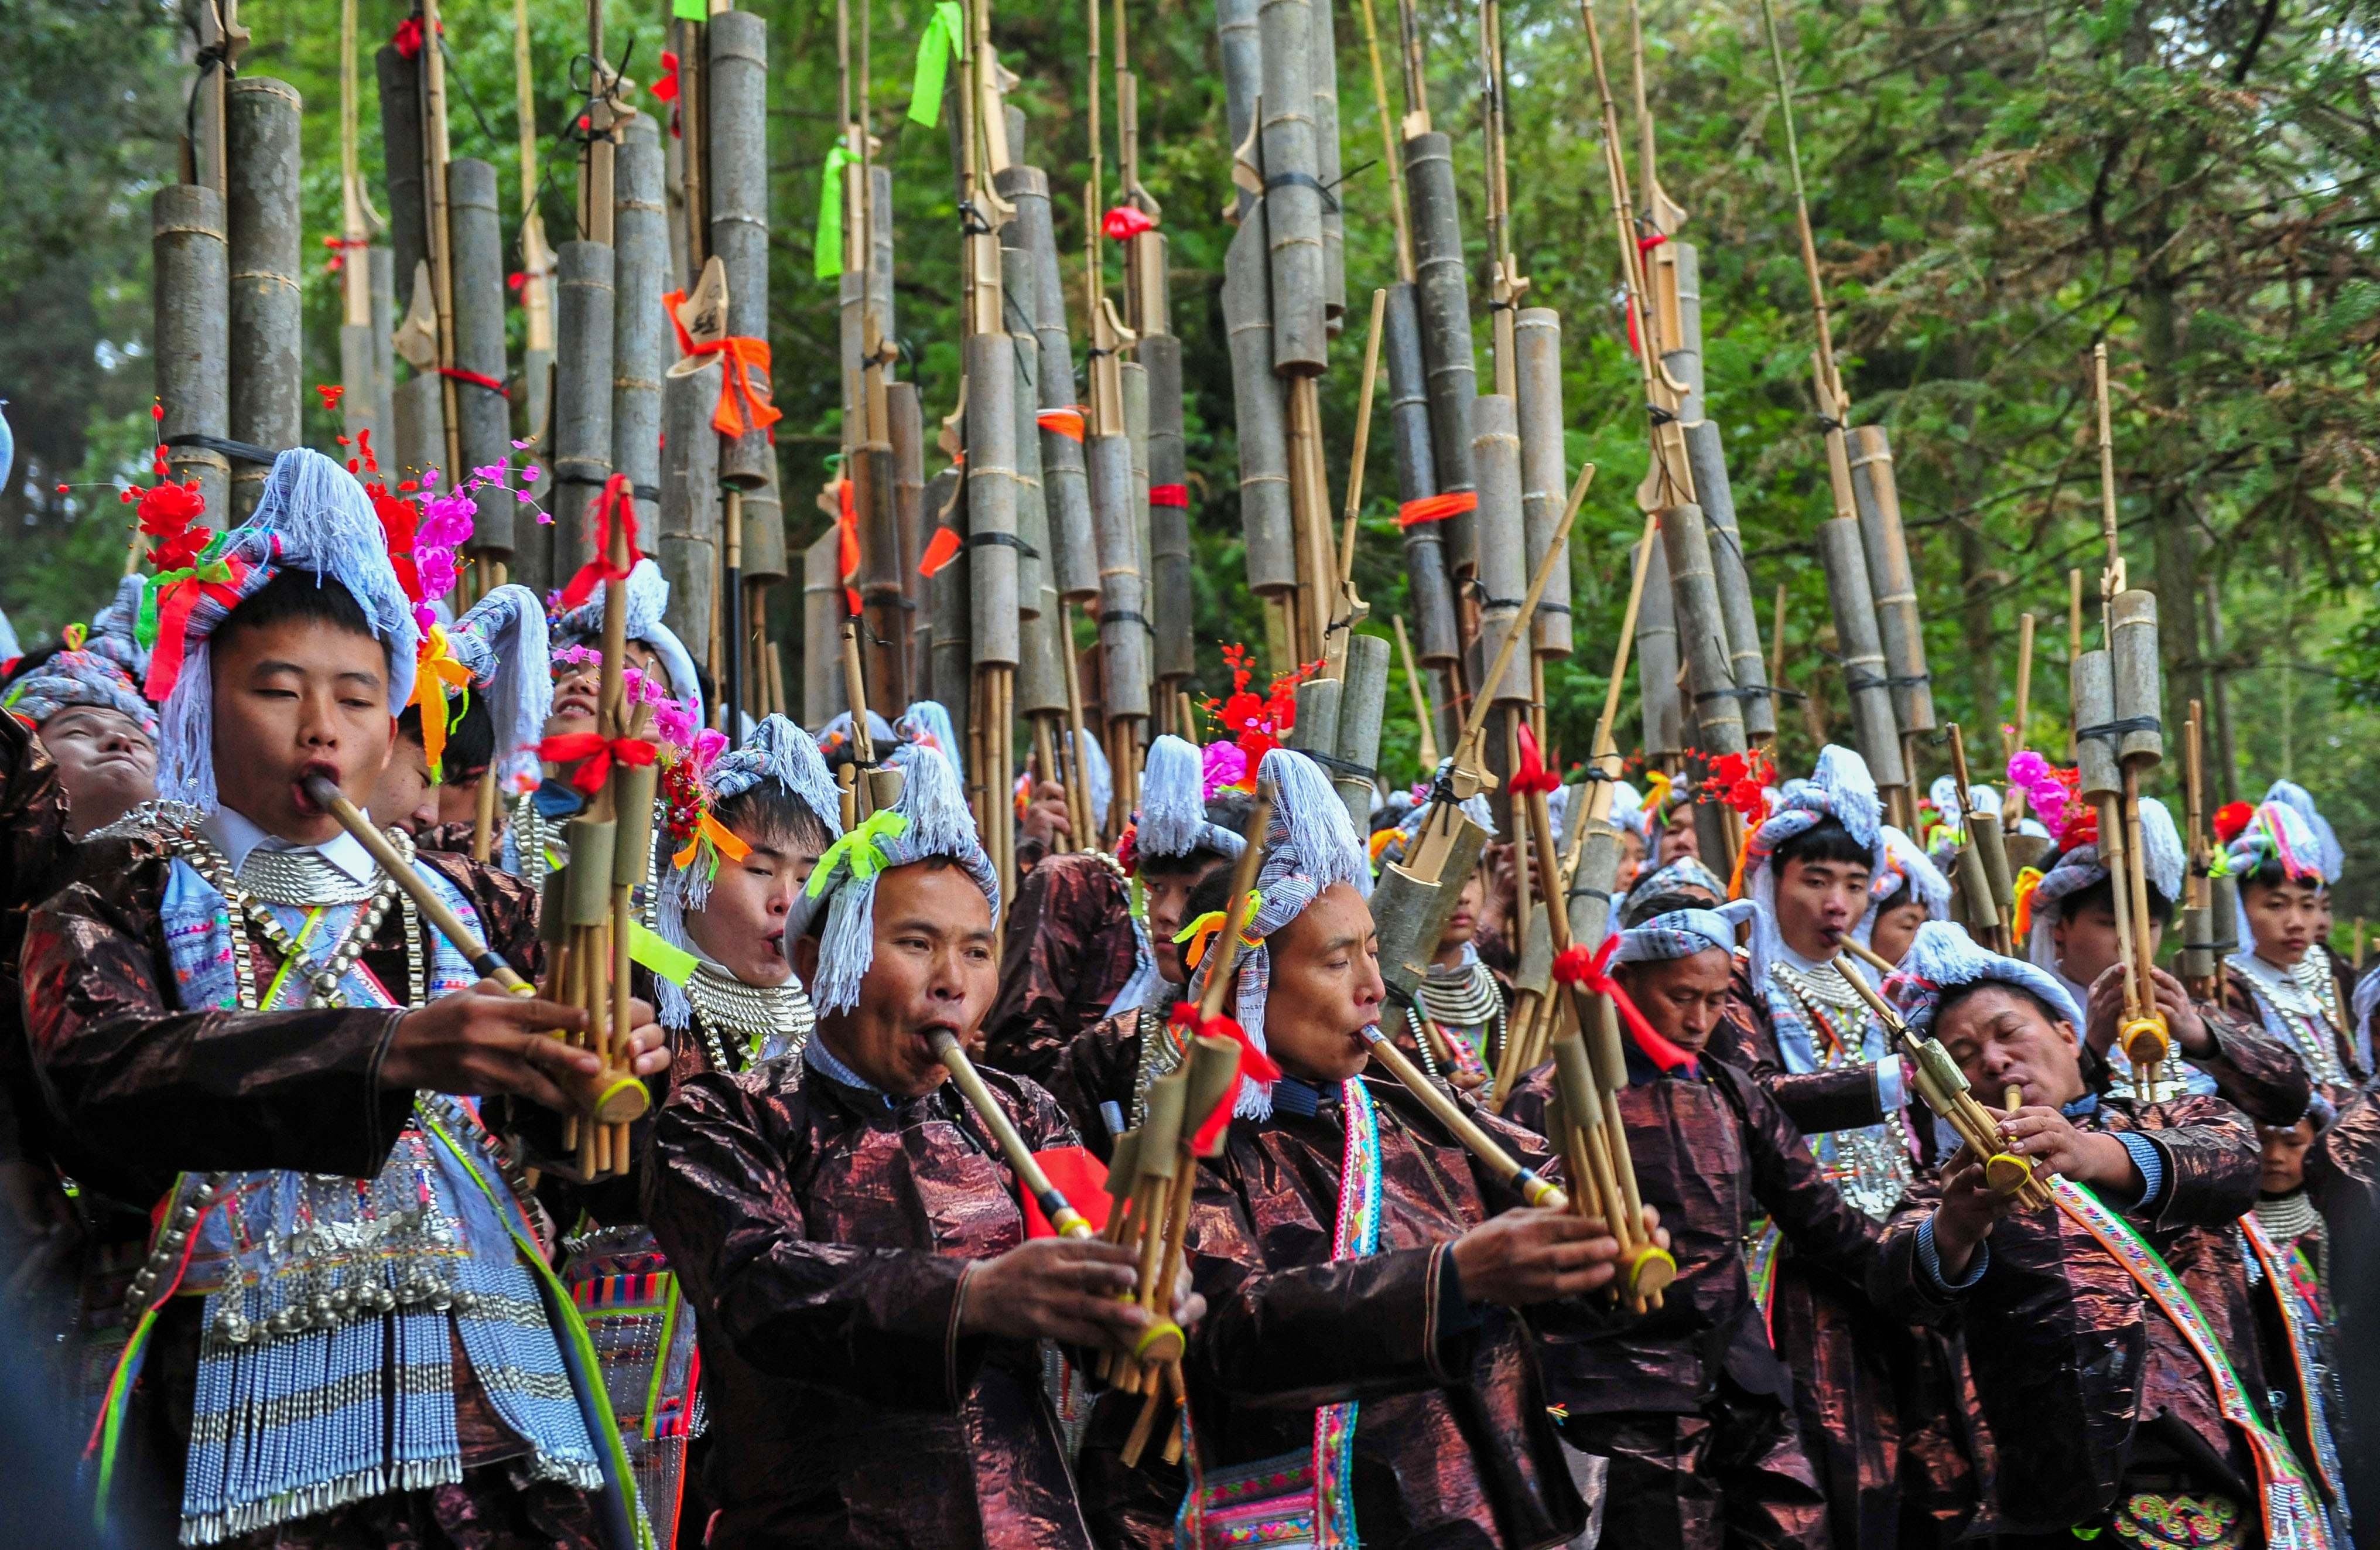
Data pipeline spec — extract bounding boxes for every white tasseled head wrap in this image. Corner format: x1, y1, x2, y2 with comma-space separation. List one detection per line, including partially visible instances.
1886, 919, 2084, 1039
1608, 779, 1646, 840
1615, 900, 1757, 964
1138, 735, 1248, 862
802, 740, 999, 1018
1742, 745, 1888, 990
1199, 748, 1373, 1121
2025, 798, 2183, 986
551, 558, 704, 726
655, 714, 845, 1029
1859, 824, 1952, 948
2, 576, 156, 734
446, 583, 552, 794
155, 449, 421, 811
894, 701, 966, 787
2262, 780, 2344, 883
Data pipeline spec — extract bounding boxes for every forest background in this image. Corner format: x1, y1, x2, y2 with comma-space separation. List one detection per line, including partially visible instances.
4, 0, 2377, 921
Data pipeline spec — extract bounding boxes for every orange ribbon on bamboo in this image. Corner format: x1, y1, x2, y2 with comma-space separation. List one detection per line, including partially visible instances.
664, 291, 783, 440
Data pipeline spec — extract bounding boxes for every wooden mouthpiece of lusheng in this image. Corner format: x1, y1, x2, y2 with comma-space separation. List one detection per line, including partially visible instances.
225, 78, 303, 526
1332, 636, 1391, 832
2109, 589, 2164, 767
153, 185, 231, 521
2071, 648, 2120, 799
2004, 1084, 2023, 1112
1661, 502, 1748, 757
1223, 218, 1295, 596
444, 158, 516, 555
1384, 285, 1458, 667
1513, 309, 1572, 658
610, 764, 658, 889
706, 9, 772, 489
1468, 395, 1531, 705
548, 240, 616, 572
1816, 516, 1906, 786
1635, 537, 1683, 758
1403, 132, 1479, 575
561, 821, 618, 924
1846, 425, 1934, 733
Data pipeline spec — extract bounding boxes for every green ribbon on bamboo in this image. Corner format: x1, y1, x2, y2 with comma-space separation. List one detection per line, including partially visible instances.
904, 2, 968, 127
815, 144, 855, 281
805, 808, 911, 897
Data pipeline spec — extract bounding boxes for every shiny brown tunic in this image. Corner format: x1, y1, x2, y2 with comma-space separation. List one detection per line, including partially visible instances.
16, 815, 590, 1548
1169, 1074, 1590, 1550
1044, 1005, 1158, 1163
644, 1053, 1096, 1550
1869, 1094, 2265, 1534
979, 852, 1141, 1080
2220, 961, 2367, 1100
1507, 1054, 1878, 1419
2080, 1002, 2313, 1125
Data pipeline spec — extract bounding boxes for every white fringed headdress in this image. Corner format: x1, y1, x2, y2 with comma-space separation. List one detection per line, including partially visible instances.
1858, 824, 1953, 951
550, 558, 704, 727
2, 576, 156, 735
2262, 780, 2344, 883
802, 740, 999, 1017
1741, 744, 1888, 988
1886, 919, 2083, 1039
152, 449, 421, 811
894, 700, 966, 787
446, 583, 551, 794
1615, 900, 1757, 964
1194, 748, 1372, 1121
654, 713, 844, 1029
1137, 734, 1248, 862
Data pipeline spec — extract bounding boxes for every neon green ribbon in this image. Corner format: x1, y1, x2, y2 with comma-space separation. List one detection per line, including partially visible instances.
629, 921, 698, 986
134, 557, 235, 650
805, 808, 911, 898
905, 2, 968, 127
672, 0, 706, 20
815, 144, 854, 281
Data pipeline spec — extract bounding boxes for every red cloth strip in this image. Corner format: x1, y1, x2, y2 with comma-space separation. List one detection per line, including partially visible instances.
917, 525, 963, 578
558, 475, 644, 610
440, 366, 509, 398
1036, 407, 1086, 442
1395, 490, 1478, 528
1150, 483, 1189, 508
536, 730, 658, 796
1552, 937, 1700, 1074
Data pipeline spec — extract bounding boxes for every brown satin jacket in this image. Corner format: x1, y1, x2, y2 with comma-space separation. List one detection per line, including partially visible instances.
1175, 1072, 1591, 1550
1507, 1050, 1879, 1417
1869, 1093, 2266, 1534
979, 852, 1142, 1081
644, 1053, 1097, 1550
2079, 1002, 2314, 1126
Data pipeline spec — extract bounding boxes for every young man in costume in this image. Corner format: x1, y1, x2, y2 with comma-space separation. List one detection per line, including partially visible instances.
1706, 745, 1944, 1550
1511, 903, 1877, 1550
1873, 920, 2345, 1549
539, 713, 843, 1550
2025, 794, 2310, 1120
645, 740, 1196, 1549
2222, 797, 2366, 1100
1147, 749, 1635, 1550
18, 449, 672, 1548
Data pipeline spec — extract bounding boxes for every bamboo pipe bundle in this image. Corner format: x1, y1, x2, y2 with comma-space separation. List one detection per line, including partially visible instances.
1333, 636, 1391, 831
707, 11, 772, 490
550, 241, 616, 573
659, 357, 724, 657
376, 42, 427, 320
1258, 0, 1328, 371
964, 332, 1023, 671
1469, 395, 1530, 706
1000, 247, 1050, 627
1636, 537, 1683, 761
153, 186, 231, 523
1661, 503, 1748, 759
1670, 242, 1771, 743
611, 113, 668, 556
1513, 310, 1572, 659
1146, 335, 1194, 694
1217, 0, 1263, 216
1385, 285, 1459, 668
803, 529, 850, 728
1310, 0, 1346, 329
446, 159, 514, 558
1404, 131, 1478, 581
998, 165, 1098, 605
1223, 218, 1297, 600
226, 78, 303, 522
1846, 426, 1934, 738
1837, 943, 2053, 1210
2111, 587, 2168, 1080
890, 383, 927, 691
1816, 517, 1906, 788
304, 775, 647, 1129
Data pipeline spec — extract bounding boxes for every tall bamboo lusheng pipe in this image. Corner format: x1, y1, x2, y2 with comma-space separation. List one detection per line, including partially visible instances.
303, 774, 649, 1126
549, 239, 615, 576
154, 186, 230, 524
1847, 426, 1935, 750
1635, 535, 1683, 762
1001, 163, 1098, 605
1513, 311, 1572, 664
612, 112, 667, 563
338, 0, 384, 458
1755, 0, 1907, 803
225, 76, 302, 523
660, 354, 724, 658
1945, 724, 2011, 952
447, 159, 514, 568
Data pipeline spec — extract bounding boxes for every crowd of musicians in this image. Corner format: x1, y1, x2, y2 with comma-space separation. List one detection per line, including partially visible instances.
0, 447, 2369, 1550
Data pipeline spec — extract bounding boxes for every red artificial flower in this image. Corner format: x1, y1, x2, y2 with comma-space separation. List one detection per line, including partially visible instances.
372, 489, 424, 603
1103, 205, 1156, 241
136, 479, 206, 538
2214, 801, 2255, 845
1700, 748, 1776, 822
148, 524, 212, 572
315, 383, 344, 412
652, 51, 681, 103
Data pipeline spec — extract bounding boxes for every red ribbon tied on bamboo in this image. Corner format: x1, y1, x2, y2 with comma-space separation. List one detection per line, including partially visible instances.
1512, 723, 1562, 797
1168, 1002, 1274, 1152
663, 291, 783, 440
559, 475, 643, 611
536, 731, 658, 797
1551, 937, 1700, 1076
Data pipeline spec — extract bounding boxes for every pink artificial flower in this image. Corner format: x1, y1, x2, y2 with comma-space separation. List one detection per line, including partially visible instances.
690, 727, 727, 773
416, 546, 459, 603
1201, 740, 1249, 801
651, 695, 696, 752
554, 644, 600, 668
413, 602, 439, 634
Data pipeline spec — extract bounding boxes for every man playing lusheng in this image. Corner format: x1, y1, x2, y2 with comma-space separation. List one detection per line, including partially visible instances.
1511, 902, 1876, 1550
647, 742, 1199, 1549
1873, 921, 2343, 1548
20, 450, 671, 1547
